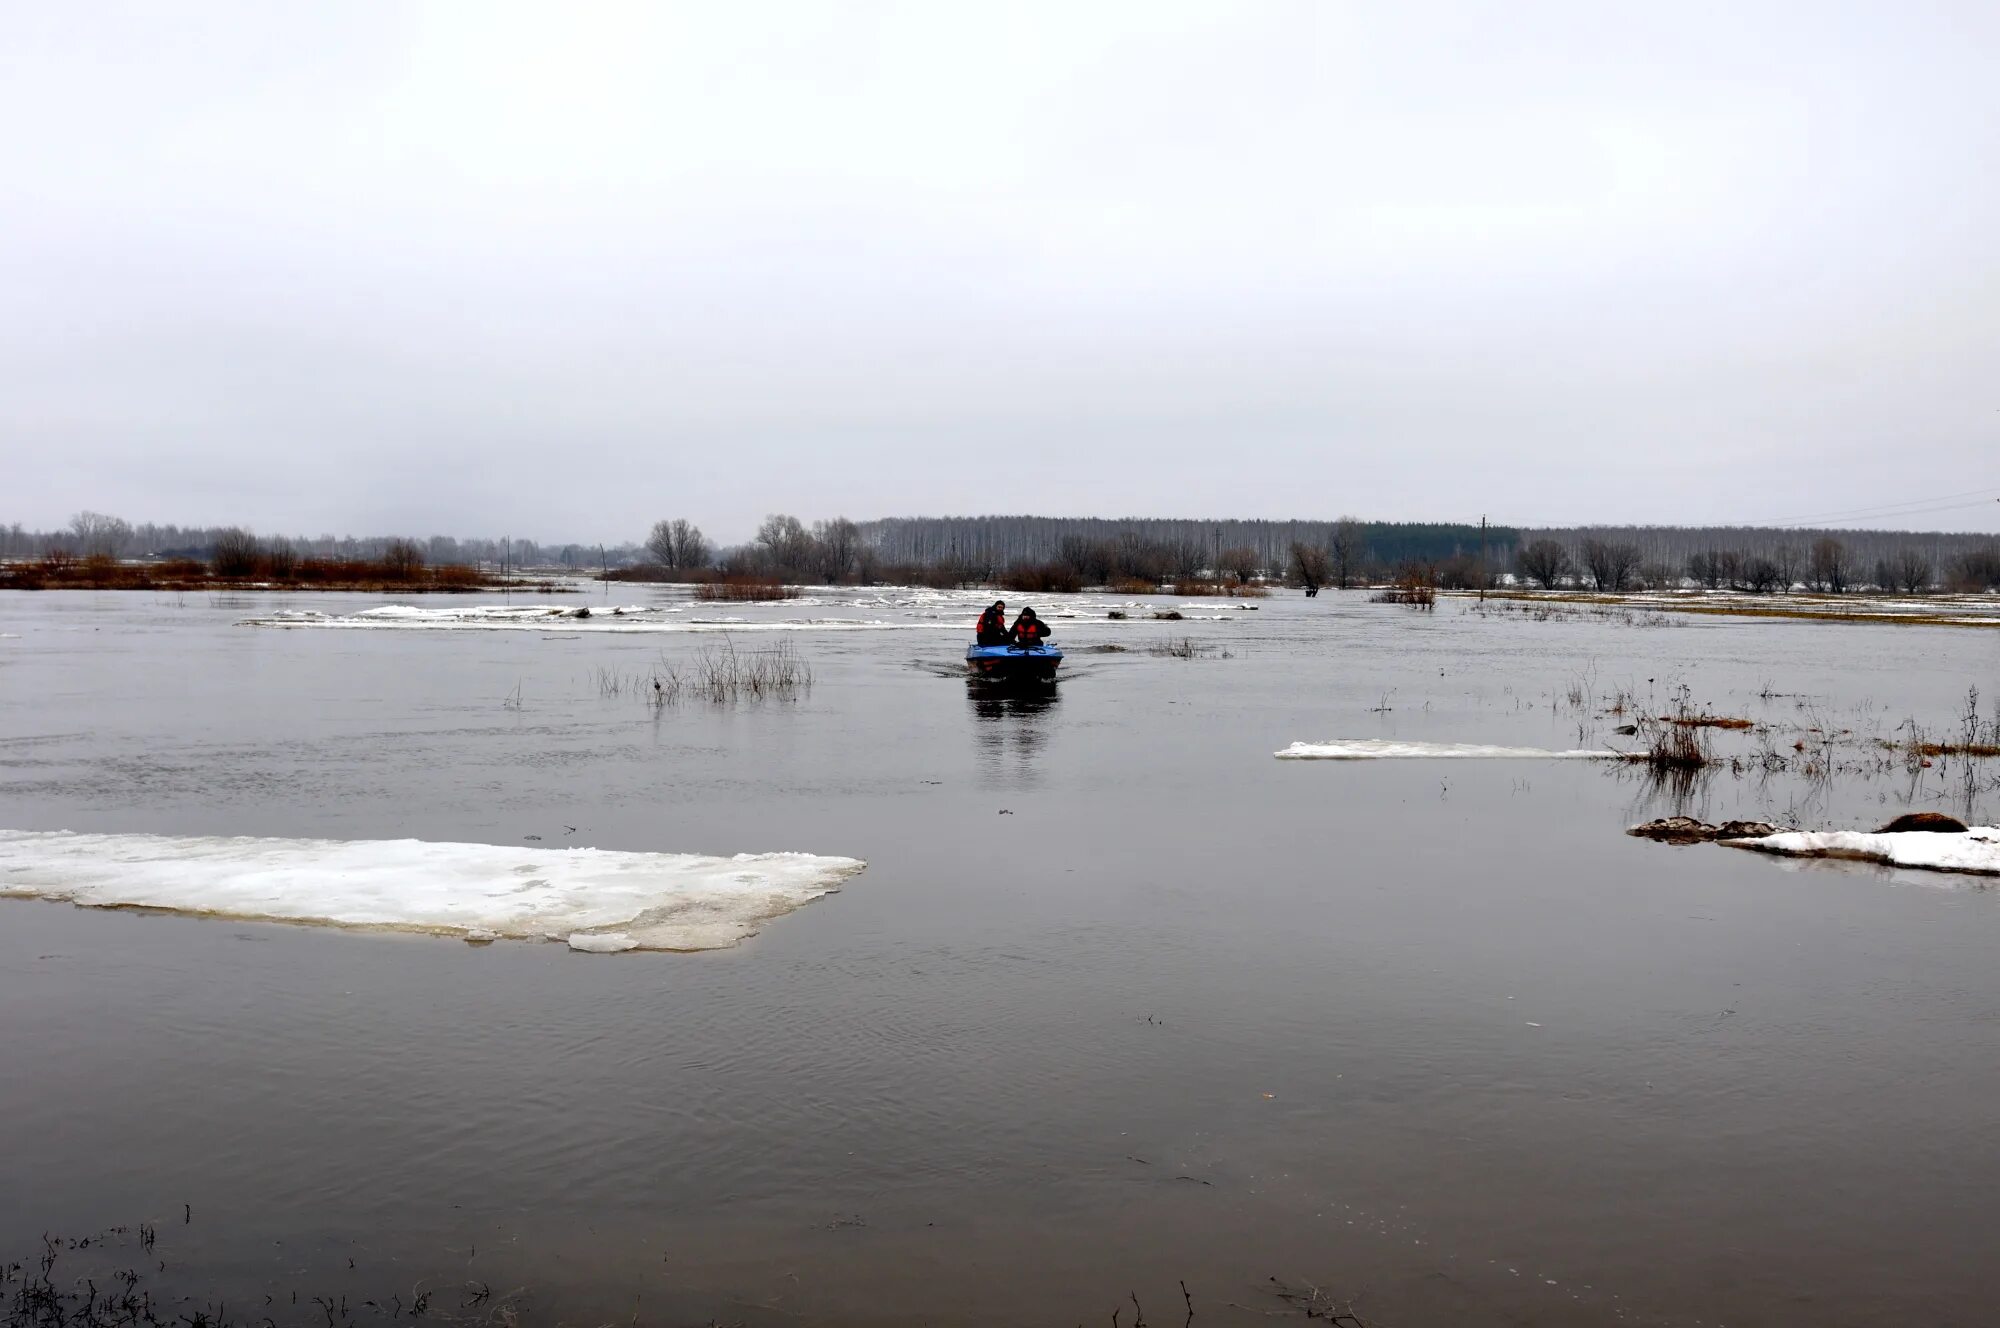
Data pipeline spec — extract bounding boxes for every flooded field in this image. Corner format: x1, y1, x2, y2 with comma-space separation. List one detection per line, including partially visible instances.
2, 584, 1997, 1327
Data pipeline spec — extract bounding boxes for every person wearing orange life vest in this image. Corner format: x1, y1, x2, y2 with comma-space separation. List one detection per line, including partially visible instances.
974, 600, 1010, 646
1010, 606, 1052, 650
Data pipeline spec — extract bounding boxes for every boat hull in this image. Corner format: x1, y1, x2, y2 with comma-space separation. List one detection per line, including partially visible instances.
966, 643, 1063, 682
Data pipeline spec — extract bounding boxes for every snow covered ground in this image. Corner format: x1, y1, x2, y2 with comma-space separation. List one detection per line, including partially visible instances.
0, 830, 865, 952
1722, 826, 2000, 877
1275, 739, 1619, 760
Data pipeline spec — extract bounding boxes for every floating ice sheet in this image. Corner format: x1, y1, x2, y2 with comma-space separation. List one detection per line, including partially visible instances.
241, 605, 944, 634
1721, 827, 2000, 877
1275, 740, 1619, 760
0, 830, 865, 952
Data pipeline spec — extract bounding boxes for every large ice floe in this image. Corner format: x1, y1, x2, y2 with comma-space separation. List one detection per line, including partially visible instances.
1721, 827, 2000, 877
0, 830, 865, 952
1275, 739, 1619, 760
240, 605, 925, 634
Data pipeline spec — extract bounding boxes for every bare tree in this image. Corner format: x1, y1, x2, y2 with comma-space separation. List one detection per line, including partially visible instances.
1874, 548, 1933, 594
1516, 539, 1570, 590
264, 536, 299, 580
645, 520, 678, 567
210, 528, 260, 578
1578, 539, 1642, 592
647, 518, 710, 569
811, 518, 861, 583
1738, 555, 1783, 593
1951, 543, 2000, 590
1288, 541, 1330, 591
1329, 517, 1365, 589
754, 514, 812, 572
1771, 543, 1801, 592
1687, 549, 1728, 590
674, 520, 709, 567
1217, 545, 1261, 585
1808, 537, 1850, 593
381, 538, 426, 580
69, 511, 132, 560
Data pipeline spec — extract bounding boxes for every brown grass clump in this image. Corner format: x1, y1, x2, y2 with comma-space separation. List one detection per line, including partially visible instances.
1667, 715, 1755, 730
1633, 685, 1717, 771
1644, 723, 1713, 769
1917, 741, 2000, 758
1106, 574, 1161, 594
694, 576, 800, 602
1371, 567, 1437, 610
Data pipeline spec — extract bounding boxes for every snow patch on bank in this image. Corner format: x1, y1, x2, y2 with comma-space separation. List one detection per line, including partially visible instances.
1721, 827, 2000, 877
1276, 740, 1619, 760
0, 830, 865, 952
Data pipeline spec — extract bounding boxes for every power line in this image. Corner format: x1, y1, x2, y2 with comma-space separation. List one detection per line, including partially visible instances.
1760, 486, 2000, 528
1767, 498, 2000, 530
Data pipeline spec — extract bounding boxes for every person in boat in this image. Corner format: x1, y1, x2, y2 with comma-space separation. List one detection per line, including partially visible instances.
1010, 606, 1052, 650
975, 600, 1010, 646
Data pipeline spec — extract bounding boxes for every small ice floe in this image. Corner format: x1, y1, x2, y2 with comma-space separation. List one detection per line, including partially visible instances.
1721, 825, 2000, 877
1275, 740, 1617, 760
0, 830, 865, 952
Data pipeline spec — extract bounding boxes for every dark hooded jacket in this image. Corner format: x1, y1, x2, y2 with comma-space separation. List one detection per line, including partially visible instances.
975, 602, 1010, 646
1011, 609, 1051, 649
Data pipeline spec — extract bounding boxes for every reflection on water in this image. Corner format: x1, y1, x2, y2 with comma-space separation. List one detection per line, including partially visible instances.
968, 680, 1060, 787
7, 588, 2000, 1326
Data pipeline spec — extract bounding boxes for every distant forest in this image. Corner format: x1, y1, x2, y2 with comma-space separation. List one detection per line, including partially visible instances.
7, 511, 2000, 592
856, 516, 1507, 571
0, 518, 635, 572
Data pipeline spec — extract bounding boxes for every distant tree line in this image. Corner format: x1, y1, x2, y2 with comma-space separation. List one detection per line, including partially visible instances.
13, 510, 2000, 594
0, 514, 643, 573
1514, 530, 2000, 593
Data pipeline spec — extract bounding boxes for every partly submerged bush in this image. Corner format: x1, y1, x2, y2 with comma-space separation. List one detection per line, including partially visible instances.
613, 640, 813, 708
694, 576, 800, 602
1371, 563, 1438, 609
999, 561, 1086, 594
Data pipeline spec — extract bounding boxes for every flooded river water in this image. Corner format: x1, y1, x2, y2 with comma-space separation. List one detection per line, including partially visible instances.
2, 585, 1996, 1326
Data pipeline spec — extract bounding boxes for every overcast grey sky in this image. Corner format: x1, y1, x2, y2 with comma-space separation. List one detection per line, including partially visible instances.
3, 2, 1996, 544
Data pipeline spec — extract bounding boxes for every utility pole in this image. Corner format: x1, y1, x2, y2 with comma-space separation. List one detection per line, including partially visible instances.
1479, 515, 1488, 601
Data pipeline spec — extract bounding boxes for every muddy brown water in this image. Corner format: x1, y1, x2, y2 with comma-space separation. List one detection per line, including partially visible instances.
2, 586, 1997, 1326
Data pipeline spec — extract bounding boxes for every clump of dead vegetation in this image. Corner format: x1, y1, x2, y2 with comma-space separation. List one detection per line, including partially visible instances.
1901, 687, 2000, 759
1469, 598, 1675, 627
0, 543, 533, 594
1, 1213, 533, 1328
1147, 637, 1232, 659
1370, 564, 1437, 610
693, 575, 801, 602
1667, 714, 1755, 730
595, 639, 812, 708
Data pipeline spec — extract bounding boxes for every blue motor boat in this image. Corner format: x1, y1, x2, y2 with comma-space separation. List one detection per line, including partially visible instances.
966, 641, 1063, 682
